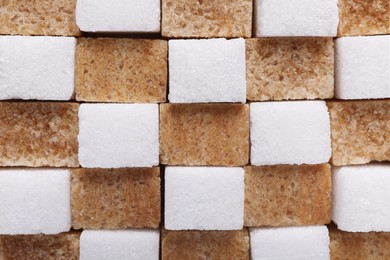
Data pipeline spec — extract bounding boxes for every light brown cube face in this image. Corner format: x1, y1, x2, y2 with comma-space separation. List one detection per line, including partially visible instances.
160, 104, 249, 166
328, 100, 390, 166
0, 0, 80, 36
162, 0, 252, 38
0, 102, 79, 167
76, 38, 167, 103
162, 229, 250, 260
246, 38, 334, 101
338, 0, 390, 36
71, 168, 160, 229
244, 164, 331, 227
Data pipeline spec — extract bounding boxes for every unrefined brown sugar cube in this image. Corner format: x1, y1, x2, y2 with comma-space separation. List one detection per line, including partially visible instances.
0, 102, 79, 167
245, 164, 331, 227
161, 0, 252, 38
0, 0, 80, 36
76, 38, 167, 103
328, 100, 390, 166
162, 229, 250, 260
246, 38, 334, 101
71, 167, 160, 229
160, 104, 249, 166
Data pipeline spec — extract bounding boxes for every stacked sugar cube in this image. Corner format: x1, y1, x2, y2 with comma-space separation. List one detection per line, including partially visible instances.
0, 0, 389, 259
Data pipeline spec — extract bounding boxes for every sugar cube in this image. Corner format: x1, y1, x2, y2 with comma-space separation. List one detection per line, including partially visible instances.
250, 101, 331, 165
165, 167, 244, 230
0, 36, 75, 100
0, 169, 71, 234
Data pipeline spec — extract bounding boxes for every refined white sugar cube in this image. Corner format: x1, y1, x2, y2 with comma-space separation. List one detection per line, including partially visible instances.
254, 0, 338, 37
0, 36, 75, 100
76, 0, 160, 32
250, 101, 331, 165
335, 36, 390, 99
0, 169, 71, 235
80, 230, 159, 260
165, 167, 244, 230
168, 38, 246, 103
250, 226, 330, 260
78, 104, 159, 168
332, 165, 390, 232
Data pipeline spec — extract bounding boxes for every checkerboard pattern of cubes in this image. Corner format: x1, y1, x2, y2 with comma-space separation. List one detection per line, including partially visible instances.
0, 0, 389, 259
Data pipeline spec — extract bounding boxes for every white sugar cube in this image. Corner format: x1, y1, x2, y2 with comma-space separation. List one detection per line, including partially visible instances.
250, 101, 331, 165
0, 36, 75, 100
332, 165, 390, 232
254, 0, 338, 36
250, 226, 330, 260
78, 104, 159, 168
76, 0, 160, 33
0, 169, 71, 235
80, 230, 159, 260
335, 36, 390, 99
168, 38, 246, 103
165, 167, 244, 230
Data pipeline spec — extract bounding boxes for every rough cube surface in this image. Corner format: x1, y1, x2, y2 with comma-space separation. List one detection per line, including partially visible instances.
335, 36, 390, 99
0, 0, 80, 36
246, 38, 334, 101
165, 167, 244, 230
0, 169, 71, 235
76, 38, 167, 103
162, 229, 249, 259
78, 104, 159, 168
250, 226, 330, 260
0, 232, 80, 260
162, 0, 252, 38
338, 0, 390, 36
0, 36, 76, 100
332, 165, 390, 232
245, 164, 331, 227
160, 104, 249, 166
254, 0, 338, 36
80, 230, 159, 260
250, 101, 331, 165
328, 100, 390, 166
0, 102, 79, 167
76, 0, 160, 32
168, 39, 246, 103
71, 168, 160, 229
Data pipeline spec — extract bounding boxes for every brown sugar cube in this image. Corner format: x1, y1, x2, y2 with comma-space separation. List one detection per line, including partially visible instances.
71, 167, 160, 229
0, 102, 79, 167
0, 0, 80, 36
0, 232, 80, 260
76, 38, 167, 103
338, 0, 390, 36
160, 104, 249, 166
245, 164, 331, 227
329, 224, 390, 259
162, 229, 249, 260
328, 100, 390, 166
246, 38, 334, 101
162, 0, 252, 38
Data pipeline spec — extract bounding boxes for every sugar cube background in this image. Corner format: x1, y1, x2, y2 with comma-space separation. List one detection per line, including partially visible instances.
332, 165, 390, 232
0, 36, 76, 100
335, 36, 390, 99
250, 226, 330, 260
76, 0, 160, 32
80, 230, 159, 260
250, 101, 331, 165
0, 169, 71, 235
168, 38, 246, 103
254, 0, 339, 37
165, 167, 244, 230
78, 104, 159, 168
